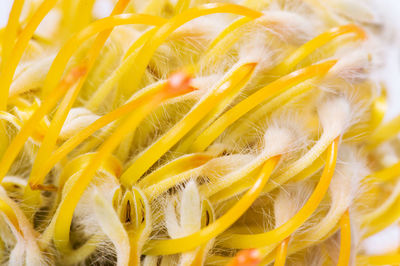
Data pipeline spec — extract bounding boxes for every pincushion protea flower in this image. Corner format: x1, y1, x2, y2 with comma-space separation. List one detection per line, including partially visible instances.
0, 0, 399, 265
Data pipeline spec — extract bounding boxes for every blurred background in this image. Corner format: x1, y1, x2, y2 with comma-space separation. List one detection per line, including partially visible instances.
1, 0, 399, 256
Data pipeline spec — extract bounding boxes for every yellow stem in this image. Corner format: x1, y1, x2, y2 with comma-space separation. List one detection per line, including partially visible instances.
52, 74, 193, 253
176, 0, 191, 14
0, 65, 87, 182
0, 0, 57, 110
271, 24, 366, 75
176, 61, 257, 153
219, 138, 338, 249
274, 237, 290, 266
1, 0, 24, 73
337, 210, 351, 266
367, 160, 400, 182
28, 82, 165, 188
191, 60, 336, 152
71, 0, 96, 33
367, 114, 400, 150
369, 89, 387, 131
53, 104, 156, 252
86, 27, 165, 111
357, 253, 400, 265
196, 16, 253, 71
29, 14, 166, 188
120, 62, 256, 186
42, 13, 165, 97
0, 198, 21, 234
143, 156, 280, 255
116, 3, 262, 95
138, 153, 214, 188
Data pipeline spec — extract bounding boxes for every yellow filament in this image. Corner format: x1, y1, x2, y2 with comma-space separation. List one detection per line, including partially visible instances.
71, 0, 96, 33
197, 16, 254, 71
86, 27, 165, 111
143, 156, 280, 255
120, 62, 256, 186
116, 3, 262, 94
0, 65, 87, 182
28, 82, 165, 187
176, 62, 257, 153
1, 1, 132, 183
176, 0, 191, 14
0, 198, 21, 234
1, 0, 24, 72
0, 0, 57, 110
362, 181, 400, 226
208, 167, 261, 203
41, 14, 165, 97
367, 114, 400, 150
368, 160, 400, 182
29, 0, 129, 180
228, 80, 316, 143
29, 14, 166, 189
357, 253, 400, 265
53, 80, 191, 252
337, 210, 351, 266
272, 24, 366, 75
364, 190, 400, 237
274, 237, 290, 266
138, 153, 214, 188
369, 88, 387, 131
220, 138, 338, 249
57, 153, 122, 191
53, 104, 154, 252
191, 60, 336, 152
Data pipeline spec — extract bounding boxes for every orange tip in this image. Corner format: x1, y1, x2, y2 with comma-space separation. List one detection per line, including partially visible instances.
229, 249, 262, 266
164, 71, 195, 97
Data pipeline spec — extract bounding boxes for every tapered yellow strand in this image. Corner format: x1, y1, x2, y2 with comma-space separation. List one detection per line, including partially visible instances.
143, 156, 280, 255
41, 14, 166, 97
357, 253, 400, 265
0, 199, 21, 234
367, 114, 400, 150
86, 27, 165, 111
29, 14, 167, 189
121, 62, 256, 186
29, 1, 131, 182
29, 0, 130, 185
191, 60, 336, 152
116, 3, 262, 95
220, 138, 338, 249
1, 0, 24, 73
138, 153, 214, 188
53, 109, 154, 252
337, 210, 351, 266
367, 160, 400, 182
176, 0, 191, 14
29, 82, 166, 188
0, 0, 57, 110
272, 24, 366, 75
0, 2, 136, 182
274, 237, 290, 266
196, 16, 254, 71
176, 61, 257, 153
0, 65, 87, 182
52, 73, 194, 252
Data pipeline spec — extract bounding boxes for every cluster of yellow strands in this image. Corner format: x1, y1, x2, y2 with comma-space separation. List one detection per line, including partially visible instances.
0, 0, 399, 265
